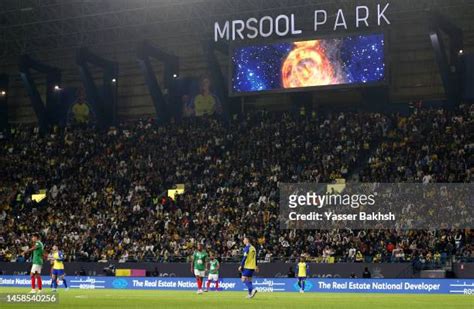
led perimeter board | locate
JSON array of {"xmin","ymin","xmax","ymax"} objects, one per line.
[{"xmin": 230, "ymin": 33, "xmax": 386, "ymax": 96}]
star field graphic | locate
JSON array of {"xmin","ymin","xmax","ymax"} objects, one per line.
[{"xmin": 231, "ymin": 34, "xmax": 385, "ymax": 94}]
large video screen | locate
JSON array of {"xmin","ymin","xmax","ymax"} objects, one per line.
[{"xmin": 231, "ymin": 33, "xmax": 385, "ymax": 95}]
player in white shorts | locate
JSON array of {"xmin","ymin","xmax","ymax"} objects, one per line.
[{"xmin": 205, "ymin": 253, "xmax": 220, "ymax": 291}]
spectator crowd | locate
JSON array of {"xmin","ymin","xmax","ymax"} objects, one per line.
[{"xmin": 0, "ymin": 106, "xmax": 472, "ymax": 266}]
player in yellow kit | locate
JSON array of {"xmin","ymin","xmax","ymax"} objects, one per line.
[
  {"xmin": 50, "ymin": 245, "xmax": 68, "ymax": 291},
  {"xmin": 238, "ymin": 236, "xmax": 258, "ymax": 298},
  {"xmin": 296, "ymin": 256, "xmax": 309, "ymax": 293}
]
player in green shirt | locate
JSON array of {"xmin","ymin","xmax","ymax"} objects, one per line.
[
  {"xmin": 23, "ymin": 233, "xmax": 45, "ymax": 293},
  {"xmin": 205, "ymin": 253, "xmax": 220, "ymax": 292},
  {"xmin": 190, "ymin": 243, "xmax": 208, "ymax": 294}
]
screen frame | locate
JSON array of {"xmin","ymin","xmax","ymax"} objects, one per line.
[{"xmin": 228, "ymin": 31, "xmax": 390, "ymax": 97}]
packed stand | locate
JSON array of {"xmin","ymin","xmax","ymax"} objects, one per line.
[{"xmin": 0, "ymin": 107, "xmax": 472, "ymax": 266}]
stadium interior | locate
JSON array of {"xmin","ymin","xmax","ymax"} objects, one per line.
[{"xmin": 0, "ymin": 0, "xmax": 473, "ymax": 308}]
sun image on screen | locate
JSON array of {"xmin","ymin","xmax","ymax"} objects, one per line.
[{"xmin": 231, "ymin": 33, "xmax": 385, "ymax": 94}]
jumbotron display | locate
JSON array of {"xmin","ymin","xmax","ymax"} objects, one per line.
[{"xmin": 231, "ymin": 33, "xmax": 385, "ymax": 95}]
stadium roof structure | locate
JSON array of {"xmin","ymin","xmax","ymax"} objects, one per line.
[
  {"xmin": 0, "ymin": 0, "xmax": 473, "ymax": 124},
  {"xmin": 0, "ymin": 0, "xmax": 472, "ymax": 61}
]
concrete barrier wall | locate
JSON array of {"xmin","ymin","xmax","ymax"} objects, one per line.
[
  {"xmin": 2, "ymin": 262, "xmax": 472, "ymax": 278},
  {"xmin": 0, "ymin": 262, "xmax": 415, "ymax": 278}
]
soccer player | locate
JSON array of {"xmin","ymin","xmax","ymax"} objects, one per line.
[
  {"xmin": 51, "ymin": 245, "xmax": 68, "ymax": 291},
  {"xmin": 238, "ymin": 236, "xmax": 258, "ymax": 298},
  {"xmin": 296, "ymin": 256, "xmax": 309, "ymax": 293},
  {"xmin": 205, "ymin": 253, "xmax": 220, "ymax": 292},
  {"xmin": 23, "ymin": 233, "xmax": 44, "ymax": 293},
  {"xmin": 190, "ymin": 243, "xmax": 208, "ymax": 294}
]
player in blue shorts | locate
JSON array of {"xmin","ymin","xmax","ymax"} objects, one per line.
[
  {"xmin": 296, "ymin": 256, "xmax": 309, "ymax": 293},
  {"xmin": 238, "ymin": 236, "xmax": 258, "ymax": 299},
  {"xmin": 50, "ymin": 245, "xmax": 68, "ymax": 291}
]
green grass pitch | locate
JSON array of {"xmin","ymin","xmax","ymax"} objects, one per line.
[{"xmin": 0, "ymin": 287, "xmax": 472, "ymax": 308}]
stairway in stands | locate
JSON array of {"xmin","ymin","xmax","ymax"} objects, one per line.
[{"xmin": 347, "ymin": 115, "xmax": 395, "ymax": 183}]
